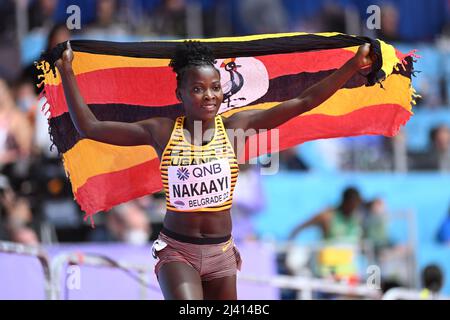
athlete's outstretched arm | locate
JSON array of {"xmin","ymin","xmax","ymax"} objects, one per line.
[
  {"xmin": 225, "ymin": 44, "xmax": 375, "ymax": 131},
  {"xmin": 55, "ymin": 42, "xmax": 162, "ymax": 148},
  {"xmin": 287, "ymin": 209, "xmax": 332, "ymax": 240}
]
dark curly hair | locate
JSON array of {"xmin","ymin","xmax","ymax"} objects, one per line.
[{"xmin": 169, "ymin": 40, "xmax": 219, "ymax": 87}]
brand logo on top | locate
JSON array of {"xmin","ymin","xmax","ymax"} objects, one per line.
[{"xmin": 176, "ymin": 167, "xmax": 190, "ymax": 181}]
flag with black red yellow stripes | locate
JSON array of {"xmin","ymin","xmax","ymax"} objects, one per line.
[{"xmin": 37, "ymin": 32, "xmax": 418, "ymax": 220}]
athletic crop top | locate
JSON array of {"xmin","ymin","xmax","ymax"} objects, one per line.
[{"xmin": 160, "ymin": 115, "xmax": 239, "ymax": 212}]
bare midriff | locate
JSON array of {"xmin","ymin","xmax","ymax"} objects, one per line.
[{"xmin": 163, "ymin": 209, "xmax": 232, "ymax": 238}]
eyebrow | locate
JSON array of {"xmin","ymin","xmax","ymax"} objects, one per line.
[{"xmin": 191, "ymin": 80, "xmax": 221, "ymax": 85}]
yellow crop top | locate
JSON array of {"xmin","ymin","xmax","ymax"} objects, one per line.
[{"xmin": 160, "ymin": 115, "xmax": 239, "ymax": 212}]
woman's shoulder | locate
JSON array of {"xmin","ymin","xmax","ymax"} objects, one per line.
[
  {"xmin": 221, "ymin": 110, "xmax": 262, "ymax": 130},
  {"xmin": 146, "ymin": 116, "xmax": 176, "ymax": 129},
  {"xmin": 144, "ymin": 117, "xmax": 177, "ymax": 152},
  {"xmin": 221, "ymin": 113, "xmax": 242, "ymax": 130}
]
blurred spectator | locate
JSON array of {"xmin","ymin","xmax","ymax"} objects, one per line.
[
  {"xmin": 19, "ymin": 24, "xmax": 64, "ymax": 156},
  {"xmin": 14, "ymin": 76, "xmax": 39, "ymax": 127},
  {"xmin": 0, "ymin": 0, "xmax": 21, "ymax": 82},
  {"xmin": 148, "ymin": 0, "xmax": 187, "ymax": 38},
  {"xmin": 45, "ymin": 23, "xmax": 71, "ymax": 52},
  {"xmin": 5, "ymin": 196, "xmax": 34, "ymax": 229},
  {"xmin": 317, "ymin": 2, "xmax": 347, "ymax": 33},
  {"xmin": 361, "ymin": 198, "xmax": 393, "ymax": 268},
  {"xmin": 287, "ymin": 187, "xmax": 364, "ymax": 284},
  {"xmin": 0, "ymin": 79, "xmax": 33, "ymax": 168},
  {"xmin": 437, "ymin": 205, "xmax": 450, "ymax": 245},
  {"xmin": 22, "ymin": 23, "xmax": 71, "ymax": 96},
  {"xmin": 238, "ymin": 0, "xmax": 287, "ymax": 34},
  {"xmin": 230, "ymin": 164, "xmax": 265, "ymax": 242},
  {"xmin": 342, "ymin": 136, "xmax": 392, "ymax": 171},
  {"xmin": 431, "ymin": 125, "xmax": 450, "ymax": 171},
  {"xmin": 420, "ymin": 264, "xmax": 444, "ymax": 299},
  {"xmin": 386, "ymin": 129, "xmax": 408, "ymax": 172},
  {"xmin": 201, "ymin": 0, "xmax": 233, "ymax": 38},
  {"xmin": 84, "ymin": 0, "xmax": 129, "ymax": 37},
  {"xmin": 279, "ymin": 148, "xmax": 309, "ymax": 171},
  {"xmin": 409, "ymin": 125, "xmax": 450, "ymax": 172},
  {"xmin": 34, "ymin": 96, "xmax": 59, "ymax": 158},
  {"xmin": 362, "ymin": 198, "xmax": 390, "ymax": 251},
  {"xmin": 28, "ymin": 0, "xmax": 58, "ymax": 32},
  {"xmin": 12, "ymin": 75, "xmax": 59, "ymax": 159},
  {"xmin": 0, "ymin": 175, "xmax": 39, "ymax": 244},
  {"xmin": 414, "ymin": 78, "xmax": 445, "ymax": 109},
  {"xmin": 375, "ymin": 3, "xmax": 401, "ymax": 43},
  {"xmin": 9, "ymin": 225, "xmax": 40, "ymax": 245},
  {"xmin": 380, "ymin": 278, "xmax": 403, "ymax": 294},
  {"xmin": 288, "ymin": 187, "xmax": 363, "ymax": 244},
  {"xmin": 0, "ymin": 174, "xmax": 13, "ymax": 239},
  {"xmin": 89, "ymin": 201, "xmax": 152, "ymax": 245},
  {"xmin": 134, "ymin": 193, "xmax": 166, "ymax": 241},
  {"xmin": 0, "ymin": 0, "xmax": 16, "ymax": 42}
]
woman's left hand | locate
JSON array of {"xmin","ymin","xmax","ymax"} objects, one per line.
[{"xmin": 353, "ymin": 43, "xmax": 377, "ymax": 69}]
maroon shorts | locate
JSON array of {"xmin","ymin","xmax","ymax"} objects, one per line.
[{"xmin": 152, "ymin": 229, "xmax": 242, "ymax": 282}]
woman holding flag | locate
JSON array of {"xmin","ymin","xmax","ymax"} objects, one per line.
[{"xmin": 54, "ymin": 40, "xmax": 374, "ymax": 299}]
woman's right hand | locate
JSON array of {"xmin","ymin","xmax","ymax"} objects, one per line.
[{"xmin": 55, "ymin": 41, "xmax": 74, "ymax": 71}]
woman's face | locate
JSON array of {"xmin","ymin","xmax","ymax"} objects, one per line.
[{"xmin": 177, "ymin": 65, "xmax": 223, "ymax": 121}]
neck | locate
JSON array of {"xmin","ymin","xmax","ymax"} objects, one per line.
[{"xmin": 183, "ymin": 116, "xmax": 216, "ymax": 146}]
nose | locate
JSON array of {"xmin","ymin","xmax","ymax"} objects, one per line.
[{"xmin": 203, "ymin": 89, "xmax": 215, "ymax": 101}]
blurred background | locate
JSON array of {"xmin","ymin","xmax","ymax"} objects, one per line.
[{"xmin": 0, "ymin": 0, "xmax": 450, "ymax": 300}]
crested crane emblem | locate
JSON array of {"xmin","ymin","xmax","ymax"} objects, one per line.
[
  {"xmin": 221, "ymin": 58, "xmax": 245, "ymax": 109},
  {"xmin": 216, "ymin": 57, "xmax": 270, "ymax": 114}
]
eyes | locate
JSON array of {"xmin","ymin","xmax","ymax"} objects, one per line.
[{"xmin": 192, "ymin": 85, "xmax": 222, "ymax": 94}]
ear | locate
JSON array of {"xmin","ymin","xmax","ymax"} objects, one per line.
[{"xmin": 175, "ymin": 88, "xmax": 182, "ymax": 102}]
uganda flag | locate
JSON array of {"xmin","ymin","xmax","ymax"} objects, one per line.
[{"xmin": 37, "ymin": 32, "xmax": 418, "ymax": 220}]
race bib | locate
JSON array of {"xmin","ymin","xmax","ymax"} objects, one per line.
[{"xmin": 167, "ymin": 158, "xmax": 231, "ymax": 210}]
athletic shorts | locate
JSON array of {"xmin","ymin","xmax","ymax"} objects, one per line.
[{"xmin": 152, "ymin": 227, "xmax": 242, "ymax": 282}]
